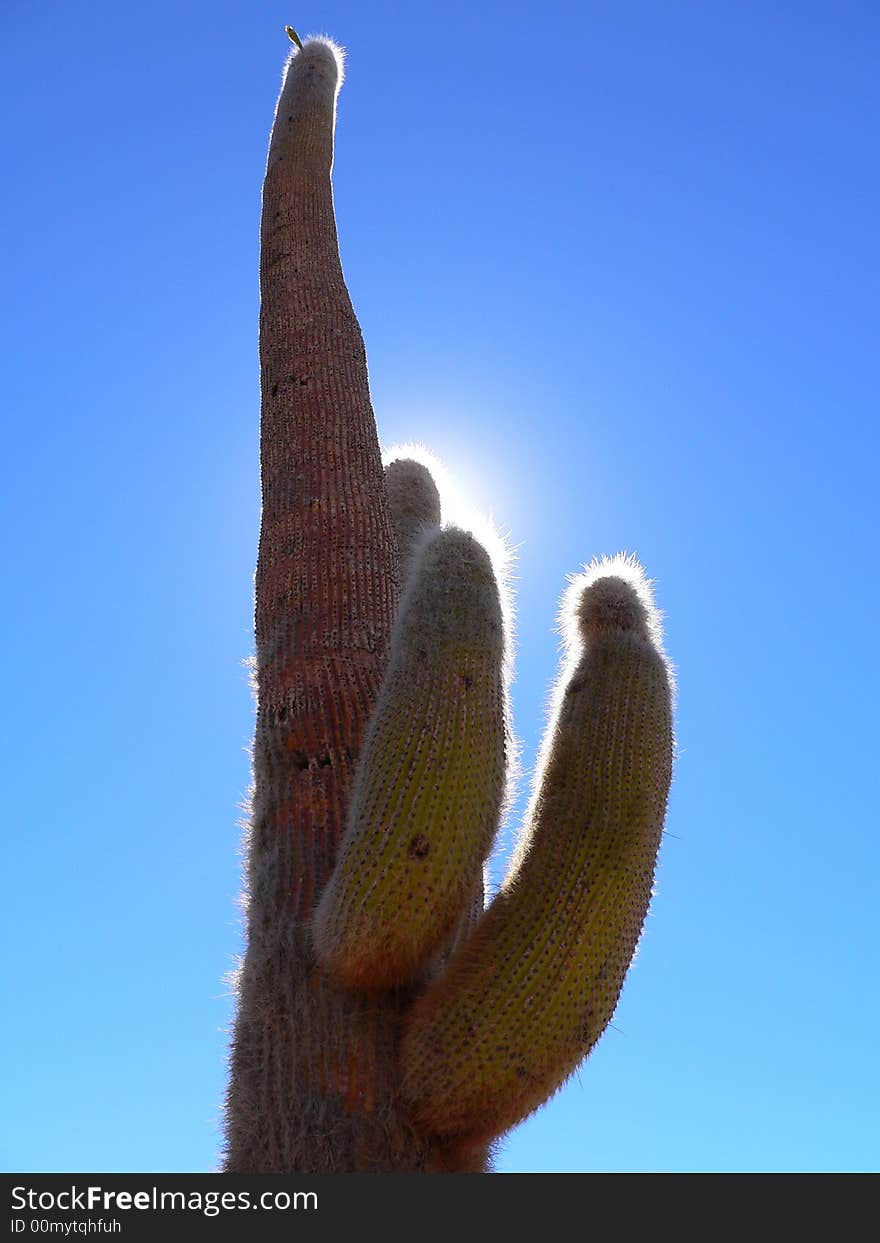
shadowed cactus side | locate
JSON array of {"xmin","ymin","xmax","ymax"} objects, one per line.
[{"xmin": 224, "ymin": 34, "xmax": 674, "ymax": 1173}]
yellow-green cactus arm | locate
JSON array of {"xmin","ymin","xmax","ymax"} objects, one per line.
[
  {"xmin": 400, "ymin": 559, "xmax": 673, "ymax": 1142},
  {"xmin": 383, "ymin": 454, "xmax": 489, "ymax": 976},
  {"xmin": 312, "ymin": 526, "xmax": 509, "ymax": 991}
]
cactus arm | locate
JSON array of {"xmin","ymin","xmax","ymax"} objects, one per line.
[
  {"xmin": 384, "ymin": 456, "xmax": 442, "ymax": 576},
  {"xmin": 400, "ymin": 562, "xmax": 673, "ymax": 1143},
  {"xmin": 313, "ymin": 527, "xmax": 508, "ymax": 991},
  {"xmin": 383, "ymin": 455, "xmax": 486, "ymax": 976}
]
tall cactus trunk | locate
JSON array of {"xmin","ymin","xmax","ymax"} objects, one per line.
[{"xmin": 224, "ymin": 39, "xmax": 444, "ymax": 1173}]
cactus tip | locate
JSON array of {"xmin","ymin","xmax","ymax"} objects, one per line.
[
  {"xmin": 281, "ymin": 30, "xmax": 346, "ymax": 87},
  {"xmin": 385, "ymin": 457, "xmax": 442, "ymax": 525},
  {"xmin": 383, "ymin": 442, "xmax": 516, "ymax": 635},
  {"xmin": 562, "ymin": 553, "xmax": 661, "ymax": 647},
  {"xmin": 577, "ymin": 572, "xmax": 650, "ymax": 637}
]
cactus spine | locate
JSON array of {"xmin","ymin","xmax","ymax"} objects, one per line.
[{"xmin": 224, "ymin": 35, "xmax": 674, "ymax": 1173}]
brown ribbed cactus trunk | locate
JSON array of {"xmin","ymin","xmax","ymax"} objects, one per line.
[{"xmin": 224, "ymin": 39, "xmax": 434, "ymax": 1173}]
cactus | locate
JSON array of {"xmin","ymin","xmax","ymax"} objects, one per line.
[
  {"xmin": 313, "ymin": 524, "xmax": 508, "ymax": 992},
  {"xmin": 224, "ymin": 35, "xmax": 674, "ymax": 1174}
]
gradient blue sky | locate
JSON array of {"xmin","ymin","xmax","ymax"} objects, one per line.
[{"xmin": 3, "ymin": 1, "xmax": 878, "ymax": 1173}]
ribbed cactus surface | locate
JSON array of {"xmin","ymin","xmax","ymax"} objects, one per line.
[
  {"xmin": 313, "ymin": 525, "xmax": 508, "ymax": 992},
  {"xmin": 224, "ymin": 35, "xmax": 674, "ymax": 1174},
  {"xmin": 402, "ymin": 563, "xmax": 673, "ymax": 1141}
]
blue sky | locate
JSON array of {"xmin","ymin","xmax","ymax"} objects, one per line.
[{"xmin": 2, "ymin": 0, "xmax": 878, "ymax": 1173}]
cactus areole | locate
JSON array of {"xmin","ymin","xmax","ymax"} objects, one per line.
[{"xmin": 223, "ymin": 35, "xmax": 674, "ymax": 1174}]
